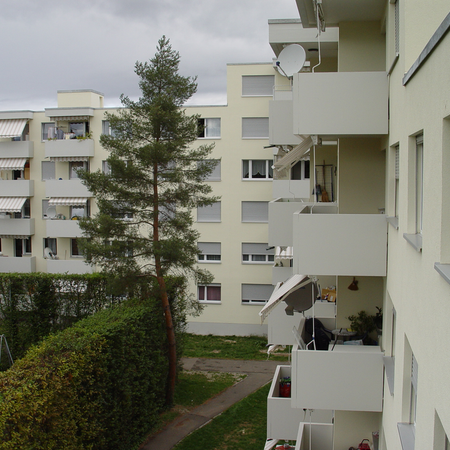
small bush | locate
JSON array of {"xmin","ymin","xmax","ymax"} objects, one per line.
[{"xmin": 0, "ymin": 299, "xmax": 171, "ymax": 450}]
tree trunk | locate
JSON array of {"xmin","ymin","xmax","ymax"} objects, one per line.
[{"xmin": 156, "ymin": 273, "xmax": 177, "ymax": 406}]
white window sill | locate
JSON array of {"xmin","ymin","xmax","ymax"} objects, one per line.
[
  {"xmin": 386, "ymin": 216, "xmax": 399, "ymax": 229},
  {"xmin": 383, "ymin": 356, "xmax": 395, "ymax": 395},
  {"xmin": 242, "ymin": 178, "xmax": 273, "ymax": 182},
  {"xmin": 198, "ymin": 300, "xmax": 221, "ymax": 305},
  {"xmin": 197, "ymin": 220, "xmax": 221, "ymax": 223},
  {"xmin": 198, "ymin": 137, "xmax": 221, "ymax": 140},
  {"xmin": 403, "ymin": 233, "xmax": 422, "ymax": 252},
  {"xmin": 434, "ymin": 263, "xmax": 450, "ymax": 285},
  {"xmin": 198, "ymin": 261, "xmax": 221, "ymax": 264},
  {"xmin": 397, "ymin": 423, "xmax": 415, "ymax": 450}
]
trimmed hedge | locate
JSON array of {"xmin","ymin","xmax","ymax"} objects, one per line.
[{"xmin": 0, "ymin": 299, "xmax": 170, "ymax": 450}]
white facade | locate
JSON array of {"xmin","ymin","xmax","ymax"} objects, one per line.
[
  {"xmin": 0, "ymin": 65, "xmax": 278, "ymax": 335},
  {"xmin": 264, "ymin": 1, "xmax": 450, "ymax": 450}
]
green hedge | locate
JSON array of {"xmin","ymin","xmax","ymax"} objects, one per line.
[{"xmin": 0, "ymin": 299, "xmax": 171, "ymax": 450}]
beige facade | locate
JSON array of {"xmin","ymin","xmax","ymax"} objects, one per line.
[
  {"xmin": 264, "ymin": 1, "xmax": 450, "ymax": 450},
  {"xmin": 0, "ymin": 64, "xmax": 278, "ymax": 335}
]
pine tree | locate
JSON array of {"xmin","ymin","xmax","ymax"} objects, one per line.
[{"xmin": 78, "ymin": 36, "xmax": 218, "ymax": 404}]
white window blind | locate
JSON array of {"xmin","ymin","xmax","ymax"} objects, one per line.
[
  {"xmin": 242, "ymin": 118, "xmax": 269, "ymax": 139},
  {"xmin": 242, "ymin": 75, "xmax": 274, "ymax": 96},
  {"xmin": 198, "ymin": 242, "xmax": 221, "ymax": 254},
  {"xmin": 242, "ymin": 201, "xmax": 268, "ymax": 222},
  {"xmin": 242, "ymin": 284, "xmax": 273, "ymax": 304},
  {"xmin": 197, "ymin": 202, "xmax": 221, "ymax": 222},
  {"xmin": 42, "ymin": 161, "xmax": 55, "ymax": 180},
  {"xmin": 207, "ymin": 160, "xmax": 221, "ymax": 181}
]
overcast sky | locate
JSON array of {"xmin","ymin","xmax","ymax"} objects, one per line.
[{"xmin": 0, "ymin": 0, "xmax": 299, "ymax": 111}]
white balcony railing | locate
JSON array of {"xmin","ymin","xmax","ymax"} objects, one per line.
[
  {"xmin": 0, "ymin": 256, "xmax": 36, "ymax": 273},
  {"xmin": 46, "ymin": 259, "xmax": 93, "ymax": 274},
  {"xmin": 292, "ymin": 72, "xmax": 388, "ymax": 136},
  {"xmin": 272, "ymin": 180, "xmax": 310, "ymax": 200},
  {"xmin": 0, "ymin": 141, "xmax": 34, "ymax": 158},
  {"xmin": 295, "ymin": 422, "xmax": 334, "ymax": 450},
  {"xmin": 292, "ymin": 210, "xmax": 387, "ymax": 276},
  {"xmin": 269, "ymin": 200, "xmax": 337, "ymax": 248},
  {"xmin": 0, "ymin": 218, "xmax": 34, "ymax": 236},
  {"xmin": 0, "ymin": 180, "xmax": 34, "ymax": 197},
  {"xmin": 267, "ymin": 365, "xmax": 332, "ymax": 441},
  {"xmin": 45, "ymin": 139, "xmax": 94, "ymax": 159},
  {"xmin": 46, "ymin": 219, "xmax": 83, "ymax": 238},
  {"xmin": 45, "ymin": 179, "xmax": 91, "ymax": 198}
]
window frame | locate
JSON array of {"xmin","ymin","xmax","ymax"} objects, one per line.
[
  {"xmin": 242, "ymin": 160, "xmax": 273, "ymax": 180},
  {"xmin": 197, "ymin": 242, "xmax": 221, "ymax": 263},
  {"xmin": 198, "ymin": 118, "xmax": 221, "ymax": 139},
  {"xmin": 69, "ymin": 161, "xmax": 89, "ymax": 180},
  {"xmin": 198, "ymin": 284, "xmax": 221, "ymax": 304},
  {"xmin": 70, "ymin": 238, "xmax": 83, "ymax": 258},
  {"xmin": 241, "ymin": 201, "xmax": 269, "ymax": 223},
  {"xmin": 197, "ymin": 202, "xmax": 221, "ymax": 223},
  {"xmin": 42, "ymin": 161, "xmax": 56, "ymax": 181},
  {"xmin": 242, "ymin": 117, "xmax": 269, "ymax": 139},
  {"xmin": 41, "ymin": 122, "xmax": 55, "ymax": 141},
  {"xmin": 43, "ymin": 237, "xmax": 57, "ymax": 257},
  {"xmin": 242, "ymin": 243, "xmax": 274, "ymax": 264},
  {"xmin": 241, "ymin": 283, "xmax": 273, "ymax": 305},
  {"xmin": 242, "ymin": 75, "xmax": 275, "ymax": 97}
]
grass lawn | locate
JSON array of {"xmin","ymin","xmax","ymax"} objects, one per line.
[
  {"xmin": 173, "ymin": 383, "xmax": 271, "ymax": 450},
  {"xmin": 182, "ymin": 333, "xmax": 289, "ymax": 361}
]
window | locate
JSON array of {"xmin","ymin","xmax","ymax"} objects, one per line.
[
  {"xmin": 102, "ymin": 120, "xmax": 117, "ymax": 137},
  {"xmin": 410, "ymin": 353, "xmax": 418, "ymax": 426},
  {"xmin": 242, "ymin": 201, "xmax": 268, "ymax": 223},
  {"xmin": 69, "ymin": 161, "xmax": 88, "ymax": 179},
  {"xmin": 395, "ymin": 145, "xmax": 400, "ymax": 217},
  {"xmin": 242, "ymin": 243, "xmax": 274, "ymax": 264},
  {"xmin": 242, "ymin": 118, "xmax": 269, "ymax": 139},
  {"xmin": 198, "ymin": 242, "xmax": 221, "ymax": 263},
  {"xmin": 42, "ymin": 161, "xmax": 55, "ymax": 180},
  {"xmin": 13, "ymin": 199, "xmax": 30, "ymax": 219},
  {"xmin": 42, "ymin": 199, "xmax": 49, "ymax": 219},
  {"xmin": 71, "ymin": 239, "xmax": 82, "ymax": 257},
  {"xmin": 44, "ymin": 238, "xmax": 57, "ymax": 257},
  {"xmin": 14, "ymin": 238, "xmax": 31, "ymax": 257},
  {"xmin": 197, "ymin": 202, "xmax": 221, "ymax": 222},
  {"xmin": 416, "ymin": 135, "xmax": 423, "ymax": 234},
  {"xmin": 198, "ymin": 284, "xmax": 221, "ymax": 303},
  {"xmin": 69, "ymin": 122, "xmax": 87, "ymax": 138},
  {"xmin": 199, "ymin": 159, "xmax": 221, "ymax": 181},
  {"xmin": 198, "ymin": 118, "xmax": 221, "ymax": 138},
  {"xmin": 102, "ymin": 160, "xmax": 111, "ymax": 175},
  {"xmin": 41, "ymin": 122, "xmax": 55, "ymax": 141},
  {"xmin": 71, "ymin": 201, "xmax": 89, "ymax": 219},
  {"xmin": 242, "ymin": 160, "xmax": 273, "ymax": 180},
  {"xmin": 242, "ymin": 75, "xmax": 274, "ymax": 96},
  {"xmin": 241, "ymin": 284, "xmax": 273, "ymax": 305},
  {"xmin": 291, "ymin": 160, "xmax": 310, "ymax": 180}
]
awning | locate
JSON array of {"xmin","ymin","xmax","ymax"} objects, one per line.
[
  {"xmin": 0, "ymin": 197, "xmax": 27, "ymax": 213},
  {"xmin": 0, "ymin": 158, "xmax": 27, "ymax": 170},
  {"xmin": 0, "ymin": 235, "xmax": 30, "ymax": 239},
  {"xmin": 273, "ymin": 136, "xmax": 313, "ymax": 173},
  {"xmin": 259, "ymin": 274, "xmax": 313, "ymax": 323},
  {"xmin": 49, "ymin": 115, "xmax": 90, "ymax": 122},
  {"xmin": 0, "ymin": 119, "xmax": 27, "ymax": 138},
  {"xmin": 48, "ymin": 197, "xmax": 88, "ymax": 206},
  {"xmin": 275, "ymin": 246, "xmax": 293, "ymax": 260},
  {"xmin": 50, "ymin": 156, "xmax": 89, "ymax": 162}
]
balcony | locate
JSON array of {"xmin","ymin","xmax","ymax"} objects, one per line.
[
  {"xmin": 269, "ymin": 200, "xmax": 337, "ymax": 248},
  {"xmin": 46, "ymin": 219, "xmax": 83, "ymax": 238},
  {"xmin": 0, "ymin": 218, "xmax": 34, "ymax": 236},
  {"xmin": 0, "ymin": 180, "xmax": 34, "ymax": 197},
  {"xmin": 45, "ymin": 179, "xmax": 91, "ymax": 198},
  {"xmin": 273, "ymin": 180, "xmax": 310, "ymax": 199},
  {"xmin": 0, "ymin": 256, "xmax": 36, "ymax": 273},
  {"xmin": 46, "ymin": 259, "xmax": 93, "ymax": 274},
  {"xmin": 295, "ymin": 422, "xmax": 333, "ymax": 450},
  {"xmin": 0, "ymin": 141, "xmax": 34, "ymax": 158},
  {"xmin": 267, "ymin": 365, "xmax": 332, "ymax": 441},
  {"xmin": 292, "ymin": 72, "xmax": 388, "ymax": 136},
  {"xmin": 291, "ymin": 342, "xmax": 383, "ymax": 412},
  {"xmin": 45, "ymin": 139, "xmax": 94, "ymax": 159},
  {"xmin": 292, "ymin": 209, "xmax": 387, "ymax": 276}
]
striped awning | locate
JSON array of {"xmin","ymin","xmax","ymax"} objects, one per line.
[
  {"xmin": 49, "ymin": 116, "xmax": 90, "ymax": 122},
  {"xmin": 275, "ymin": 246, "xmax": 293, "ymax": 260},
  {"xmin": 0, "ymin": 158, "xmax": 27, "ymax": 170},
  {"xmin": 0, "ymin": 235, "xmax": 30, "ymax": 239},
  {"xmin": 273, "ymin": 136, "xmax": 313, "ymax": 173},
  {"xmin": 0, "ymin": 197, "xmax": 27, "ymax": 213},
  {"xmin": 50, "ymin": 156, "xmax": 89, "ymax": 162},
  {"xmin": 0, "ymin": 119, "xmax": 27, "ymax": 138},
  {"xmin": 48, "ymin": 197, "xmax": 88, "ymax": 206}
]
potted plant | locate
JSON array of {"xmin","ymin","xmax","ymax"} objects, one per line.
[
  {"xmin": 347, "ymin": 310, "xmax": 377, "ymax": 344},
  {"xmin": 279, "ymin": 376, "xmax": 291, "ymax": 398}
]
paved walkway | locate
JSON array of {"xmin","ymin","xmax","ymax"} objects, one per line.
[{"xmin": 139, "ymin": 357, "xmax": 280, "ymax": 450}]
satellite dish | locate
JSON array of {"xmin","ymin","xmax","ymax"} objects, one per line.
[
  {"xmin": 46, "ymin": 206, "xmax": 57, "ymax": 219},
  {"xmin": 44, "ymin": 247, "xmax": 56, "ymax": 259},
  {"xmin": 276, "ymin": 44, "xmax": 307, "ymax": 78}
]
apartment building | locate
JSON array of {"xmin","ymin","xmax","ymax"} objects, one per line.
[
  {"xmin": 262, "ymin": 1, "xmax": 450, "ymax": 449},
  {"xmin": 0, "ymin": 63, "xmax": 277, "ymax": 335}
]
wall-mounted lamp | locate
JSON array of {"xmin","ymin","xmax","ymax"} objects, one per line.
[{"xmin": 348, "ymin": 277, "xmax": 359, "ymax": 291}]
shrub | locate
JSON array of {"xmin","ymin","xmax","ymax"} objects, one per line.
[{"xmin": 0, "ymin": 299, "xmax": 171, "ymax": 450}]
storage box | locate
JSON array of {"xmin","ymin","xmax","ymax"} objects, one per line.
[{"xmin": 321, "ymin": 288, "xmax": 336, "ymax": 302}]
